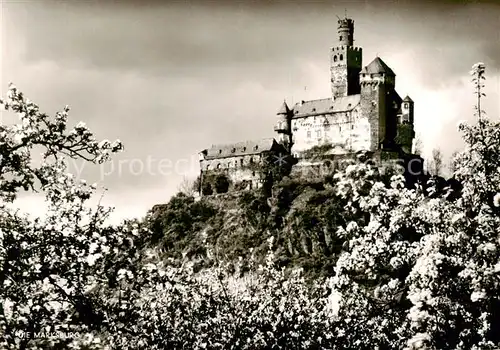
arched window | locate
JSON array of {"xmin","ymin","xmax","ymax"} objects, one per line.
[
  {"xmin": 240, "ymin": 158, "xmax": 244, "ymax": 166},
  {"xmin": 339, "ymin": 36, "xmax": 343, "ymax": 41},
  {"xmin": 339, "ymin": 54, "xmax": 343, "ymax": 61},
  {"xmin": 249, "ymin": 157, "xmax": 254, "ymax": 164},
  {"xmin": 216, "ymin": 163, "xmax": 221, "ymax": 169},
  {"xmin": 333, "ymin": 55, "xmax": 338, "ymax": 62}
]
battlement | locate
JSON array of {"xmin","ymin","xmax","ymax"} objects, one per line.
[
  {"xmin": 360, "ymin": 80, "xmax": 381, "ymax": 87},
  {"xmin": 331, "ymin": 46, "xmax": 362, "ymax": 52},
  {"xmin": 337, "ymin": 18, "xmax": 354, "ymax": 28}
]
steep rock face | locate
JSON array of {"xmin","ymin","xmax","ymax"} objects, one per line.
[{"xmin": 147, "ymin": 174, "xmax": 356, "ymax": 276}]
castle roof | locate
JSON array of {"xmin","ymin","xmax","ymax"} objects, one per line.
[
  {"xmin": 361, "ymin": 57, "xmax": 395, "ymax": 76},
  {"xmin": 291, "ymin": 94, "xmax": 360, "ymax": 118},
  {"xmin": 277, "ymin": 101, "xmax": 291, "ymax": 115},
  {"xmin": 403, "ymin": 95, "xmax": 413, "ymax": 103},
  {"xmin": 202, "ymin": 138, "xmax": 278, "ymax": 160}
]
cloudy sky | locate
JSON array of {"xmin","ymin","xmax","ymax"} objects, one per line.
[{"xmin": 1, "ymin": 0, "xmax": 499, "ymax": 222}]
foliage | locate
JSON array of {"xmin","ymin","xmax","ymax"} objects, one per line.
[
  {"xmin": 429, "ymin": 148, "xmax": 443, "ymax": 176},
  {"xmin": 214, "ymin": 174, "xmax": 231, "ymax": 194},
  {"xmin": 147, "ymin": 192, "xmax": 217, "ymax": 259},
  {"xmin": 395, "ymin": 123, "xmax": 414, "ymax": 150}
]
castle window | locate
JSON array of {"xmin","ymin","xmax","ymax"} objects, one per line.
[
  {"xmin": 351, "ymin": 125, "xmax": 354, "ymax": 130},
  {"xmin": 243, "ymin": 147, "xmax": 246, "ymax": 151},
  {"xmin": 339, "ymin": 36, "xmax": 342, "ymax": 41},
  {"xmin": 404, "ymin": 103, "xmax": 409, "ymax": 109},
  {"xmin": 240, "ymin": 158, "xmax": 244, "ymax": 166},
  {"xmin": 252, "ymin": 171, "xmax": 256, "ymax": 176},
  {"xmin": 254, "ymin": 145, "xmax": 258, "ymax": 151},
  {"xmin": 307, "ymin": 131, "xmax": 311, "ymax": 138},
  {"xmin": 339, "ymin": 54, "xmax": 343, "ymax": 61},
  {"xmin": 231, "ymin": 148, "xmax": 236, "ymax": 153},
  {"xmin": 333, "ymin": 55, "xmax": 338, "ymax": 62},
  {"xmin": 216, "ymin": 163, "xmax": 221, "ymax": 169},
  {"xmin": 250, "ymin": 157, "xmax": 254, "ymax": 164},
  {"xmin": 312, "ymin": 108, "xmax": 316, "ymax": 112},
  {"xmin": 219, "ymin": 150, "xmax": 222, "ymax": 154},
  {"xmin": 235, "ymin": 160, "xmax": 238, "ymax": 166},
  {"xmin": 316, "ymin": 130, "xmax": 321, "ymax": 138},
  {"xmin": 339, "ymin": 126, "xmax": 342, "ymax": 132}
]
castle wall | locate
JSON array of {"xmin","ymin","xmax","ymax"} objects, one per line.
[
  {"xmin": 200, "ymin": 154, "xmax": 267, "ymax": 191},
  {"xmin": 201, "ymin": 154, "xmax": 263, "ymax": 171},
  {"xmin": 290, "ymin": 107, "xmax": 372, "ymax": 156}
]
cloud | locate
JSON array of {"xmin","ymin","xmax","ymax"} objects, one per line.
[{"xmin": 2, "ymin": 0, "xmax": 500, "ymax": 219}]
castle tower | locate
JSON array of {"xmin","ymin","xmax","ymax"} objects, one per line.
[
  {"xmin": 274, "ymin": 101, "xmax": 292, "ymax": 152},
  {"xmin": 397, "ymin": 95, "xmax": 415, "ymax": 153},
  {"xmin": 359, "ymin": 57, "xmax": 396, "ymax": 150},
  {"xmin": 330, "ymin": 17, "xmax": 362, "ymax": 99},
  {"xmin": 401, "ymin": 95, "xmax": 414, "ymax": 124}
]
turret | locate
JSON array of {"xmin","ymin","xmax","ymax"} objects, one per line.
[
  {"xmin": 330, "ymin": 17, "xmax": 362, "ymax": 99},
  {"xmin": 359, "ymin": 57, "xmax": 396, "ymax": 89},
  {"xmin": 401, "ymin": 95, "xmax": 414, "ymax": 124},
  {"xmin": 359, "ymin": 57, "xmax": 397, "ymax": 150},
  {"xmin": 274, "ymin": 101, "xmax": 292, "ymax": 150},
  {"xmin": 395, "ymin": 95, "xmax": 415, "ymax": 154},
  {"xmin": 337, "ymin": 18, "xmax": 354, "ymax": 47}
]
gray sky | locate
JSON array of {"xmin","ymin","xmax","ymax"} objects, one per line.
[{"xmin": 1, "ymin": 0, "xmax": 499, "ymax": 222}]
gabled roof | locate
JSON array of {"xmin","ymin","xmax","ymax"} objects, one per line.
[
  {"xmin": 202, "ymin": 138, "xmax": 277, "ymax": 160},
  {"xmin": 360, "ymin": 57, "xmax": 395, "ymax": 76},
  {"xmin": 403, "ymin": 95, "xmax": 413, "ymax": 103},
  {"xmin": 277, "ymin": 101, "xmax": 290, "ymax": 115},
  {"xmin": 291, "ymin": 94, "xmax": 360, "ymax": 118}
]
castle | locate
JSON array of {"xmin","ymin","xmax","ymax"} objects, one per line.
[{"xmin": 198, "ymin": 17, "xmax": 417, "ymax": 194}]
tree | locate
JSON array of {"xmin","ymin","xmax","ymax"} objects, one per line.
[
  {"xmin": 330, "ymin": 63, "xmax": 500, "ymax": 349},
  {"xmin": 429, "ymin": 148, "xmax": 443, "ymax": 176},
  {"xmin": 0, "ymin": 83, "xmax": 137, "ymax": 349},
  {"xmin": 177, "ymin": 176, "xmax": 197, "ymax": 196},
  {"xmin": 448, "ymin": 150, "xmax": 459, "ymax": 175},
  {"xmin": 412, "ymin": 133, "xmax": 423, "ymax": 155}
]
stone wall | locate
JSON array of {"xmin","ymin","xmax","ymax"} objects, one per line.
[
  {"xmin": 200, "ymin": 154, "xmax": 264, "ymax": 171},
  {"xmin": 330, "ymin": 46, "xmax": 362, "ymax": 98},
  {"xmin": 290, "ymin": 108, "xmax": 372, "ymax": 156}
]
